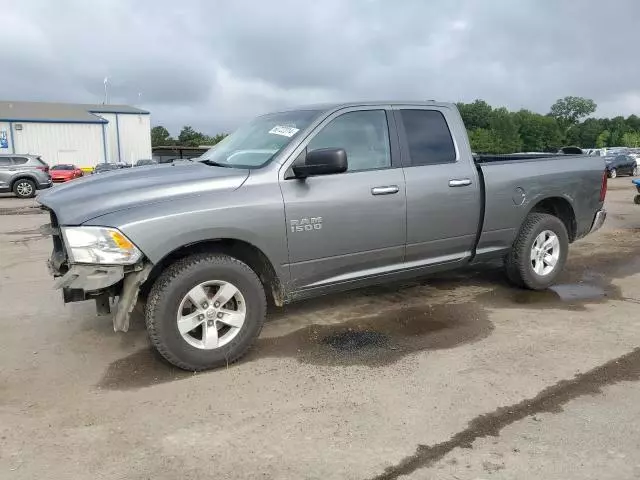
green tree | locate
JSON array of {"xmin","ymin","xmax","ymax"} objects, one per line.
[
  {"xmin": 457, "ymin": 99, "xmax": 492, "ymax": 130},
  {"xmin": 468, "ymin": 128, "xmax": 498, "ymax": 153},
  {"xmin": 202, "ymin": 133, "xmax": 228, "ymax": 146},
  {"xmin": 515, "ymin": 110, "xmax": 563, "ymax": 152},
  {"xmin": 150, "ymin": 126, "xmax": 173, "ymax": 147},
  {"xmin": 178, "ymin": 126, "xmax": 207, "ymax": 146},
  {"xmin": 621, "ymin": 131, "xmax": 640, "ymax": 147},
  {"xmin": 489, "ymin": 107, "xmax": 522, "ymax": 153},
  {"xmin": 595, "ymin": 130, "xmax": 610, "ymax": 148},
  {"xmin": 549, "ymin": 96, "xmax": 597, "ymax": 131}
]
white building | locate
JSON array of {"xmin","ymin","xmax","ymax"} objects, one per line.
[{"xmin": 0, "ymin": 101, "xmax": 151, "ymax": 167}]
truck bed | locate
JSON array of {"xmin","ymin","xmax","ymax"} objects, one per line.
[{"xmin": 472, "ymin": 153, "xmax": 606, "ymax": 260}]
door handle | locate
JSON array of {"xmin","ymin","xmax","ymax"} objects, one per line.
[
  {"xmin": 371, "ymin": 185, "xmax": 399, "ymax": 195},
  {"xmin": 448, "ymin": 179, "xmax": 472, "ymax": 187}
]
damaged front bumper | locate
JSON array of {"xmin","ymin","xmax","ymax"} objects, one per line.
[
  {"xmin": 50, "ymin": 262, "xmax": 152, "ymax": 332},
  {"xmin": 42, "ymin": 209, "xmax": 153, "ymax": 332}
]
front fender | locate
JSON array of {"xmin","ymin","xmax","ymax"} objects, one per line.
[{"xmin": 84, "ymin": 184, "xmax": 289, "ymax": 282}]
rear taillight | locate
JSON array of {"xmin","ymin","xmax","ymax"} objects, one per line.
[
  {"xmin": 599, "ymin": 169, "xmax": 607, "ymax": 202},
  {"xmin": 37, "ymin": 166, "xmax": 49, "ymax": 173}
]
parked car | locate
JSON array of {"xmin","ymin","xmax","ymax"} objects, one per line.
[
  {"xmin": 135, "ymin": 159, "xmax": 157, "ymax": 167},
  {"xmin": 93, "ymin": 163, "xmax": 121, "ymax": 174},
  {"xmin": 0, "ymin": 154, "xmax": 52, "ymax": 198},
  {"xmin": 50, "ymin": 164, "xmax": 83, "ymax": 183},
  {"xmin": 604, "ymin": 154, "xmax": 638, "ymax": 178},
  {"xmin": 39, "ymin": 101, "xmax": 607, "ymax": 371}
]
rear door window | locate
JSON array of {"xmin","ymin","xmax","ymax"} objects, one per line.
[
  {"xmin": 398, "ymin": 109, "xmax": 457, "ymax": 166},
  {"xmin": 12, "ymin": 157, "xmax": 28, "ymax": 165}
]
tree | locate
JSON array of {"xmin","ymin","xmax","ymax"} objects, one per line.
[
  {"xmin": 202, "ymin": 133, "xmax": 228, "ymax": 146},
  {"xmin": 150, "ymin": 126, "xmax": 173, "ymax": 147},
  {"xmin": 457, "ymin": 99, "xmax": 492, "ymax": 130},
  {"xmin": 549, "ymin": 96, "xmax": 597, "ymax": 131},
  {"xmin": 177, "ymin": 125, "xmax": 206, "ymax": 146},
  {"xmin": 515, "ymin": 109, "xmax": 563, "ymax": 152},
  {"xmin": 621, "ymin": 131, "xmax": 640, "ymax": 148},
  {"xmin": 468, "ymin": 128, "xmax": 499, "ymax": 153},
  {"xmin": 489, "ymin": 107, "xmax": 522, "ymax": 153},
  {"xmin": 595, "ymin": 130, "xmax": 610, "ymax": 148}
]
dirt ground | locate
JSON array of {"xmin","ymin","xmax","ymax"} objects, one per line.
[{"xmin": 1, "ymin": 180, "xmax": 639, "ymax": 480}]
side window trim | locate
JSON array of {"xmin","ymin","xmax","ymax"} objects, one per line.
[
  {"xmin": 279, "ymin": 105, "xmax": 401, "ymax": 179},
  {"xmin": 392, "ymin": 107, "xmax": 460, "ymax": 168}
]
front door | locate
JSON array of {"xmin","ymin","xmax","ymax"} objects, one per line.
[
  {"xmin": 393, "ymin": 107, "xmax": 481, "ymax": 267},
  {"xmin": 279, "ymin": 108, "xmax": 406, "ymax": 290}
]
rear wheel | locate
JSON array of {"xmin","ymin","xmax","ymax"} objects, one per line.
[
  {"xmin": 505, "ymin": 213, "xmax": 569, "ymax": 290},
  {"xmin": 146, "ymin": 253, "xmax": 267, "ymax": 371},
  {"xmin": 634, "ymin": 194, "xmax": 640, "ymax": 205},
  {"xmin": 13, "ymin": 179, "xmax": 36, "ymax": 198},
  {"xmin": 609, "ymin": 168, "xmax": 617, "ymax": 179},
  {"xmin": 633, "ymin": 166, "xmax": 639, "ymax": 176}
]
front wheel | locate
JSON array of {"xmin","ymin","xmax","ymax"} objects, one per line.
[
  {"xmin": 13, "ymin": 179, "xmax": 36, "ymax": 198},
  {"xmin": 633, "ymin": 166, "xmax": 639, "ymax": 176},
  {"xmin": 146, "ymin": 253, "xmax": 267, "ymax": 371},
  {"xmin": 505, "ymin": 213, "xmax": 569, "ymax": 290},
  {"xmin": 609, "ymin": 168, "xmax": 617, "ymax": 179}
]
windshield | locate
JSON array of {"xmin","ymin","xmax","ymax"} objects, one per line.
[
  {"xmin": 199, "ymin": 109, "xmax": 320, "ymax": 168},
  {"xmin": 52, "ymin": 165, "xmax": 74, "ymax": 170}
]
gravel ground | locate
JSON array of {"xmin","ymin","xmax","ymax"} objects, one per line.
[{"xmin": 1, "ymin": 180, "xmax": 639, "ymax": 479}]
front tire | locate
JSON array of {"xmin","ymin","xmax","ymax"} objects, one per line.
[
  {"xmin": 146, "ymin": 253, "xmax": 267, "ymax": 371},
  {"xmin": 13, "ymin": 179, "xmax": 36, "ymax": 198},
  {"xmin": 633, "ymin": 166, "xmax": 639, "ymax": 176},
  {"xmin": 505, "ymin": 213, "xmax": 569, "ymax": 290}
]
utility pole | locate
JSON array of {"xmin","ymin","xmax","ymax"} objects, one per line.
[{"xmin": 103, "ymin": 77, "xmax": 109, "ymax": 105}]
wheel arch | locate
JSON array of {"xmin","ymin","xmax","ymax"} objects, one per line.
[
  {"xmin": 10, "ymin": 175, "xmax": 37, "ymax": 190},
  {"xmin": 142, "ymin": 238, "xmax": 285, "ymax": 307},
  {"xmin": 527, "ymin": 196, "xmax": 577, "ymax": 242}
]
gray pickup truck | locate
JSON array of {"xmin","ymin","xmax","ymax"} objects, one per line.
[{"xmin": 39, "ymin": 101, "xmax": 607, "ymax": 370}]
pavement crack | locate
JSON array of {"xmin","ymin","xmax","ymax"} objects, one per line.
[{"xmin": 369, "ymin": 347, "xmax": 640, "ymax": 480}]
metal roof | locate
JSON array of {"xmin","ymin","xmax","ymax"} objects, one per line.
[{"xmin": 0, "ymin": 101, "xmax": 149, "ymax": 123}]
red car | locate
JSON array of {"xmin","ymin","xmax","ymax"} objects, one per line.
[{"xmin": 50, "ymin": 164, "xmax": 83, "ymax": 183}]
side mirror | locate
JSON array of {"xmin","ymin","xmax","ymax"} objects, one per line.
[{"xmin": 292, "ymin": 148, "xmax": 348, "ymax": 178}]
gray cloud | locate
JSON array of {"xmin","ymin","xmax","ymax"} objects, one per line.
[{"xmin": 1, "ymin": 0, "xmax": 639, "ymax": 135}]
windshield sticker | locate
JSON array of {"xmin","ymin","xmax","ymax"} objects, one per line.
[{"xmin": 269, "ymin": 125, "xmax": 300, "ymax": 137}]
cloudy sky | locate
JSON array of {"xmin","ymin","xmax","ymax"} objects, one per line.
[{"xmin": 2, "ymin": 0, "xmax": 639, "ymax": 135}]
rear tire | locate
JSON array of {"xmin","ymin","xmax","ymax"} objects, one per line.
[
  {"xmin": 13, "ymin": 179, "xmax": 36, "ymax": 198},
  {"xmin": 634, "ymin": 194, "xmax": 640, "ymax": 205},
  {"xmin": 146, "ymin": 253, "xmax": 267, "ymax": 371},
  {"xmin": 504, "ymin": 213, "xmax": 569, "ymax": 290},
  {"xmin": 633, "ymin": 166, "xmax": 639, "ymax": 176},
  {"xmin": 608, "ymin": 168, "xmax": 617, "ymax": 179}
]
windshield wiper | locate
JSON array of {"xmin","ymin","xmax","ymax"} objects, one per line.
[{"xmin": 199, "ymin": 159, "xmax": 232, "ymax": 168}]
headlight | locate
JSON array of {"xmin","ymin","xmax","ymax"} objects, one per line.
[{"xmin": 62, "ymin": 227, "xmax": 142, "ymax": 264}]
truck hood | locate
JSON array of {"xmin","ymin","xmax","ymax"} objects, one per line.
[{"xmin": 38, "ymin": 163, "xmax": 249, "ymax": 225}]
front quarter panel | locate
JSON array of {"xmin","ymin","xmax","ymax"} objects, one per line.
[{"xmin": 84, "ymin": 172, "xmax": 290, "ymax": 285}]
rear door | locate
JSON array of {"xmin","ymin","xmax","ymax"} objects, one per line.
[
  {"xmin": 0, "ymin": 157, "xmax": 13, "ymax": 190},
  {"xmin": 279, "ymin": 107, "xmax": 407, "ymax": 290},
  {"xmin": 393, "ymin": 106, "xmax": 481, "ymax": 268}
]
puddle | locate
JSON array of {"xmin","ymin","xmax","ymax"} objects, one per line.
[
  {"xmin": 96, "ymin": 349, "xmax": 192, "ymax": 391},
  {"xmin": 250, "ymin": 303, "xmax": 493, "ymax": 367}
]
